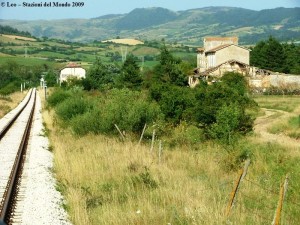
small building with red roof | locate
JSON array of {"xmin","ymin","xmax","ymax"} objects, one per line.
[{"xmin": 59, "ymin": 62, "xmax": 86, "ymax": 84}]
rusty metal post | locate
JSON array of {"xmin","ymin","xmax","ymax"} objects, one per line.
[
  {"xmin": 272, "ymin": 175, "xmax": 288, "ymax": 225},
  {"xmin": 226, "ymin": 159, "xmax": 250, "ymax": 217}
]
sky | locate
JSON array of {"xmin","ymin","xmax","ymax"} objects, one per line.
[{"xmin": 0, "ymin": 0, "xmax": 299, "ymax": 20}]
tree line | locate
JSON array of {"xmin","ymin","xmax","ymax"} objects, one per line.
[
  {"xmin": 0, "ymin": 25, "xmax": 32, "ymax": 37},
  {"xmin": 250, "ymin": 36, "xmax": 300, "ymax": 74}
]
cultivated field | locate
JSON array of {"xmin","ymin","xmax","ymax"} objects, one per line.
[
  {"xmin": 102, "ymin": 38, "xmax": 144, "ymax": 45},
  {"xmin": 1, "ymin": 34, "xmax": 37, "ymax": 41},
  {"xmin": 0, "ymin": 34, "xmax": 195, "ymax": 71}
]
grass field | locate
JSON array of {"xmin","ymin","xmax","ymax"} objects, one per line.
[
  {"xmin": 0, "ymin": 91, "xmax": 27, "ymax": 118},
  {"xmin": 42, "ymin": 93, "xmax": 300, "ymax": 225},
  {"xmin": 1, "ymin": 34, "xmax": 36, "ymax": 41},
  {"xmin": 0, "ymin": 56, "xmax": 57, "ymax": 67},
  {"xmin": 253, "ymin": 95, "xmax": 300, "ymax": 112}
]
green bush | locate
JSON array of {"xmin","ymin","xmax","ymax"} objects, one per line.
[
  {"xmin": 55, "ymin": 96, "xmax": 94, "ymax": 122},
  {"xmin": 0, "ymin": 82, "xmax": 20, "ymax": 95},
  {"xmin": 170, "ymin": 122, "xmax": 204, "ymax": 146},
  {"xmin": 47, "ymin": 89, "xmax": 72, "ymax": 107},
  {"xmin": 149, "ymin": 83, "xmax": 196, "ymax": 124},
  {"xmin": 208, "ymin": 103, "xmax": 241, "ymax": 145},
  {"xmin": 69, "ymin": 89, "xmax": 163, "ymax": 135},
  {"xmin": 70, "ymin": 109, "xmax": 103, "ymax": 135},
  {"xmin": 98, "ymin": 89, "xmax": 163, "ymax": 133}
]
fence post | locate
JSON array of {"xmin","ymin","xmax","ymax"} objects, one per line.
[
  {"xmin": 272, "ymin": 175, "xmax": 288, "ymax": 225},
  {"xmin": 138, "ymin": 124, "xmax": 147, "ymax": 145},
  {"xmin": 226, "ymin": 159, "xmax": 250, "ymax": 217},
  {"xmin": 114, "ymin": 124, "xmax": 125, "ymax": 141},
  {"xmin": 150, "ymin": 129, "xmax": 155, "ymax": 155},
  {"xmin": 158, "ymin": 140, "xmax": 162, "ymax": 164}
]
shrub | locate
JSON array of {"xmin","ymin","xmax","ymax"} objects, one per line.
[
  {"xmin": 47, "ymin": 89, "xmax": 72, "ymax": 107},
  {"xmin": 208, "ymin": 103, "xmax": 241, "ymax": 145},
  {"xmin": 69, "ymin": 89, "xmax": 163, "ymax": 135},
  {"xmin": 0, "ymin": 82, "xmax": 20, "ymax": 95},
  {"xmin": 170, "ymin": 122, "xmax": 204, "ymax": 146},
  {"xmin": 70, "ymin": 109, "xmax": 103, "ymax": 135},
  {"xmin": 149, "ymin": 83, "xmax": 196, "ymax": 124},
  {"xmin": 98, "ymin": 89, "xmax": 163, "ymax": 133},
  {"xmin": 55, "ymin": 96, "xmax": 94, "ymax": 122}
]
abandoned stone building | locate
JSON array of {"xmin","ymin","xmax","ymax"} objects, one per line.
[
  {"xmin": 188, "ymin": 36, "xmax": 300, "ymax": 90},
  {"xmin": 189, "ymin": 36, "xmax": 251, "ymax": 87}
]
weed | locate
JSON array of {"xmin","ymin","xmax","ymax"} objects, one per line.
[{"xmin": 131, "ymin": 168, "xmax": 158, "ymax": 189}]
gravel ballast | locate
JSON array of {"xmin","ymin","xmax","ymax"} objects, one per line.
[{"xmin": 12, "ymin": 91, "xmax": 72, "ymax": 225}]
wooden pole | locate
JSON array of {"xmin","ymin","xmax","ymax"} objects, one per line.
[
  {"xmin": 158, "ymin": 140, "xmax": 162, "ymax": 164},
  {"xmin": 272, "ymin": 175, "xmax": 288, "ymax": 225},
  {"xmin": 150, "ymin": 129, "xmax": 155, "ymax": 155},
  {"xmin": 138, "ymin": 124, "xmax": 147, "ymax": 145},
  {"xmin": 114, "ymin": 124, "xmax": 125, "ymax": 141},
  {"xmin": 226, "ymin": 159, "xmax": 250, "ymax": 217}
]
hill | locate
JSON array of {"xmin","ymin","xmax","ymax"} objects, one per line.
[
  {"xmin": 0, "ymin": 7, "xmax": 299, "ymax": 45},
  {"xmin": 114, "ymin": 7, "xmax": 178, "ymax": 30},
  {"xmin": 0, "ymin": 24, "xmax": 32, "ymax": 37}
]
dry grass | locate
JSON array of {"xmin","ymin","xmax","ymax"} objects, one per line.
[
  {"xmin": 0, "ymin": 91, "xmax": 27, "ymax": 119},
  {"xmin": 102, "ymin": 39, "xmax": 144, "ymax": 46},
  {"xmin": 43, "ymin": 108, "xmax": 236, "ymax": 224},
  {"xmin": 42, "ymin": 94, "xmax": 300, "ymax": 225},
  {"xmin": 1, "ymin": 34, "xmax": 36, "ymax": 41}
]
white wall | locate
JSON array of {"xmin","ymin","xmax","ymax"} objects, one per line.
[
  {"xmin": 60, "ymin": 67, "xmax": 86, "ymax": 83},
  {"xmin": 215, "ymin": 45, "xmax": 249, "ymax": 66}
]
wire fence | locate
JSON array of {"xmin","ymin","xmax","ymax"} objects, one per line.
[{"xmin": 223, "ymin": 162, "xmax": 299, "ymax": 225}]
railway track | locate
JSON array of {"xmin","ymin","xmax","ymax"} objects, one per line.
[{"xmin": 0, "ymin": 88, "xmax": 36, "ymax": 225}]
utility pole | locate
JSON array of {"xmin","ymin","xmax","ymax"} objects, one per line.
[
  {"xmin": 121, "ymin": 46, "xmax": 127, "ymax": 62},
  {"xmin": 44, "ymin": 81, "xmax": 47, "ymax": 100}
]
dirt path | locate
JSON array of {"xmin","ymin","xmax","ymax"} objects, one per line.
[{"xmin": 253, "ymin": 107, "xmax": 300, "ymax": 151}]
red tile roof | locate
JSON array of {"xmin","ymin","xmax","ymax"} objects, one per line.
[
  {"xmin": 60, "ymin": 62, "xmax": 83, "ymax": 71},
  {"xmin": 66, "ymin": 62, "xmax": 81, "ymax": 68}
]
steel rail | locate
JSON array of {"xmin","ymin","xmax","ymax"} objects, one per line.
[
  {"xmin": 0, "ymin": 89, "xmax": 33, "ymax": 140},
  {"xmin": 0, "ymin": 89, "xmax": 36, "ymax": 224}
]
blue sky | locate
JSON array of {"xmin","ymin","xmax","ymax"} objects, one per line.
[{"xmin": 0, "ymin": 0, "xmax": 299, "ymax": 20}]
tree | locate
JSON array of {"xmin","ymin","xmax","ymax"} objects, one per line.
[
  {"xmin": 152, "ymin": 45, "xmax": 187, "ymax": 86},
  {"xmin": 283, "ymin": 42, "xmax": 300, "ymax": 74},
  {"xmin": 117, "ymin": 54, "xmax": 142, "ymax": 89},
  {"xmin": 263, "ymin": 36, "xmax": 286, "ymax": 72},
  {"xmin": 194, "ymin": 72, "xmax": 255, "ymax": 138},
  {"xmin": 250, "ymin": 36, "xmax": 287, "ymax": 73},
  {"xmin": 208, "ymin": 103, "xmax": 241, "ymax": 145},
  {"xmin": 87, "ymin": 57, "xmax": 120, "ymax": 90}
]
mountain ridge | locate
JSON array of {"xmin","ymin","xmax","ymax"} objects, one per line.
[{"xmin": 0, "ymin": 6, "xmax": 299, "ymax": 45}]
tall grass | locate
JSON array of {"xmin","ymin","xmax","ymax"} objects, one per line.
[
  {"xmin": 0, "ymin": 91, "xmax": 27, "ymax": 118},
  {"xmin": 42, "ymin": 105, "xmax": 300, "ymax": 225},
  {"xmin": 253, "ymin": 95, "xmax": 300, "ymax": 112}
]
